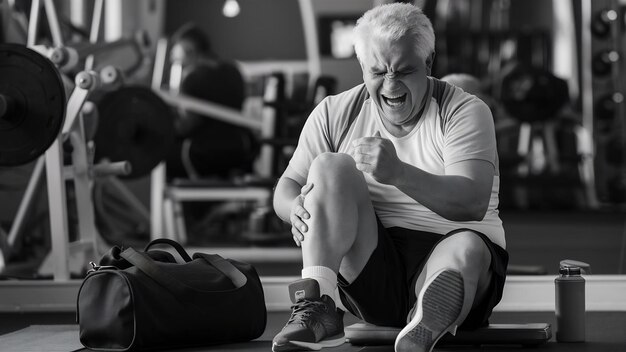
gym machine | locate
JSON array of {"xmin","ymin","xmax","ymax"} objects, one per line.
[
  {"xmin": 0, "ymin": 47, "xmax": 128, "ymax": 280},
  {"xmin": 0, "ymin": 0, "xmax": 169, "ymax": 280},
  {"xmin": 497, "ymin": 63, "xmax": 598, "ymax": 209},
  {"xmin": 149, "ymin": 37, "xmax": 296, "ymax": 245}
]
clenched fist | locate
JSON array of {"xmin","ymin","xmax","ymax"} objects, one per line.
[{"xmin": 350, "ymin": 131, "xmax": 404, "ymax": 185}]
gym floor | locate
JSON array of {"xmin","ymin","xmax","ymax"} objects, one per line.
[{"xmin": 1, "ymin": 311, "xmax": 625, "ymax": 351}]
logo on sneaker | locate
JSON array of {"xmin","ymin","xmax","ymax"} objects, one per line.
[{"xmin": 295, "ymin": 289, "xmax": 306, "ymax": 301}]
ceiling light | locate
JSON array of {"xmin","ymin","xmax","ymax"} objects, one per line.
[{"xmin": 222, "ymin": 0, "xmax": 240, "ymax": 18}]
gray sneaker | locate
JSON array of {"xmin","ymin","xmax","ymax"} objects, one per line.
[
  {"xmin": 272, "ymin": 278, "xmax": 345, "ymax": 351},
  {"xmin": 395, "ymin": 269, "xmax": 465, "ymax": 352}
]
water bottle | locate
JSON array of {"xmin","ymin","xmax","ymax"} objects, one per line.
[{"xmin": 555, "ymin": 264, "xmax": 586, "ymax": 342}]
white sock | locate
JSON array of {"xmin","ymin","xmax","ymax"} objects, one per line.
[{"xmin": 302, "ymin": 266, "xmax": 337, "ymax": 300}]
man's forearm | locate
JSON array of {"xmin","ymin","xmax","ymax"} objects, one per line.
[
  {"xmin": 394, "ymin": 162, "xmax": 489, "ymax": 222},
  {"xmin": 273, "ymin": 176, "xmax": 302, "ymax": 223}
]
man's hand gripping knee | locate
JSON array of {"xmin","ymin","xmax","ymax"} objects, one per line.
[{"xmin": 290, "ymin": 183, "xmax": 314, "ymax": 247}]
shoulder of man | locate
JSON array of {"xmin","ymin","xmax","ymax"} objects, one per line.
[
  {"xmin": 322, "ymin": 83, "xmax": 368, "ymax": 110},
  {"xmin": 430, "ymin": 77, "xmax": 492, "ymax": 126},
  {"xmin": 307, "ymin": 83, "xmax": 369, "ymax": 152},
  {"xmin": 308, "ymin": 83, "xmax": 369, "ymax": 134}
]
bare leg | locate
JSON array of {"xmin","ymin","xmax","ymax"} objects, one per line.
[
  {"xmin": 412, "ymin": 231, "xmax": 493, "ymax": 325},
  {"xmin": 301, "ymin": 152, "xmax": 378, "ymax": 283},
  {"xmin": 396, "ymin": 231, "xmax": 493, "ymax": 352},
  {"xmin": 272, "ymin": 153, "xmax": 379, "ymax": 351}
]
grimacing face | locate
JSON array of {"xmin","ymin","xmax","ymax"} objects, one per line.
[{"xmin": 359, "ymin": 35, "xmax": 432, "ymax": 132}]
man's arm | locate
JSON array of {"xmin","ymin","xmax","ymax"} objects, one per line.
[
  {"xmin": 394, "ymin": 159, "xmax": 494, "ymax": 221},
  {"xmin": 351, "ymin": 134, "xmax": 494, "ymax": 222},
  {"xmin": 273, "ymin": 171, "xmax": 304, "ymax": 223},
  {"xmin": 274, "ymin": 168, "xmax": 315, "ymax": 246}
]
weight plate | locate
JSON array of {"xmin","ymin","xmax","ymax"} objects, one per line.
[
  {"xmin": 500, "ymin": 63, "xmax": 569, "ymax": 123},
  {"xmin": 0, "ymin": 44, "xmax": 66, "ymax": 166},
  {"xmin": 93, "ymin": 86, "xmax": 175, "ymax": 178}
]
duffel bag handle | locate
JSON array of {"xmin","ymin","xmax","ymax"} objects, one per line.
[
  {"xmin": 193, "ymin": 253, "xmax": 247, "ymax": 288},
  {"xmin": 144, "ymin": 238, "xmax": 193, "ymax": 262},
  {"xmin": 120, "ymin": 248, "xmax": 247, "ymax": 298}
]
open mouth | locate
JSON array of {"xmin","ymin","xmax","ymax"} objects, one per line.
[{"xmin": 382, "ymin": 93, "xmax": 407, "ymax": 107}]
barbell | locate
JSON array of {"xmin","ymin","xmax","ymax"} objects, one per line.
[{"xmin": 0, "ymin": 43, "xmax": 176, "ymax": 179}]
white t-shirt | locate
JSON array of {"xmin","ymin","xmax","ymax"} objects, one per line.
[{"xmin": 286, "ymin": 77, "xmax": 505, "ymax": 249}]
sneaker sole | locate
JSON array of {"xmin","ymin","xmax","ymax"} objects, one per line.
[
  {"xmin": 394, "ymin": 269, "xmax": 464, "ymax": 352},
  {"xmin": 272, "ymin": 333, "xmax": 345, "ymax": 352}
]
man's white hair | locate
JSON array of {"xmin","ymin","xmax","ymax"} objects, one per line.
[{"xmin": 353, "ymin": 3, "xmax": 435, "ymax": 63}]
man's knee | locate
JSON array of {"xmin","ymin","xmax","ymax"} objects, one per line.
[
  {"xmin": 449, "ymin": 232, "xmax": 489, "ymax": 256},
  {"xmin": 308, "ymin": 152, "xmax": 365, "ymax": 193},
  {"xmin": 310, "ymin": 152, "xmax": 357, "ymax": 178},
  {"xmin": 303, "ymin": 152, "xmax": 372, "ymax": 243},
  {"xmin": 433, "ymin": 231, "xmax": 491, "ymax": 270}
]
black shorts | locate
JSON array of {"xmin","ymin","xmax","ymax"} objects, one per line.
[{"xmin": 337, "ymin": 219, "xmax": 509, "ymax": 330}]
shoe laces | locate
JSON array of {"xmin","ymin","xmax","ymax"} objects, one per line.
[{"xmin": 287, "ymin": 299, "xmax": 328, "ymax": 325}]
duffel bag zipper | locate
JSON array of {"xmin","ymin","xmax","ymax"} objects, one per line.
[{"xmin": 88, "ymin": 261, "xmax": 120, "ymax": 273}]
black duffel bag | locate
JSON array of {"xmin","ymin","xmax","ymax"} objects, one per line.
[{"xmin": 77, "ymin": 239, "xmax": 267, "ymax": 351}]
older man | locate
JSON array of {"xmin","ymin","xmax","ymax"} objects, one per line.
[{"xmin": 272, "ymin": 4, "xmax": 507, "ymax": 352}]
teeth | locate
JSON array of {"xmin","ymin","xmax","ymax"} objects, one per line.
[{"xmin": 383, "ymin": 93, "xmax": 406, "ymax": 107}]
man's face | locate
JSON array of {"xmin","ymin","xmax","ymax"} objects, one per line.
[
  {"xmin": 170, "ymin": 40, "xmax": 198, "ymax": 66},
  {"xmin": 360, "ymin": 35, "xmax": 431, "ymax": 127}
]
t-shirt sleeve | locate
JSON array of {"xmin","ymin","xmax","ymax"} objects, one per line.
[
  {"xmin": 442, "ymin": 95, "xmax": 497, "ymax": 168},
  {"xmin": 285, "ymin": 98, "xmax": 334, "ymax": 182}
]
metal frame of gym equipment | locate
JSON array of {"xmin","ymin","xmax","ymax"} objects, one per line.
[
  {"xmin": 581, "ymin": 0, "xmax": 626, "ymax": 205},
  {"xmin": 149, "ymin": 38, "xmax": 275, "ymax": 243},
  {"xmin": 0, "ymin": 0, "xmax": 130, "ymax": 279},
  {"xmin": 512, "ymin": 118, "xmax": 599, "ymax": 208}
]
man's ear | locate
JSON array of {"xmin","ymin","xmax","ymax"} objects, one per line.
[{"xmin": 426, "ymin": 52, "xmax": 435, "ymax": 76}]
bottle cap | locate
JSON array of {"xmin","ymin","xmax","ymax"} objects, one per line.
[
  {"xmin": 559, "ymin": 266, "xmax": 582, "ymax": 276},
  {"xmin": 560, "ymin": 259, "xmax": 591, "ymax": 274}
]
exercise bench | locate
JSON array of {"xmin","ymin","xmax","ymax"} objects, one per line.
[{"xmin": 345, "ymin": 322, "xmax": 552, "ymax": 347}]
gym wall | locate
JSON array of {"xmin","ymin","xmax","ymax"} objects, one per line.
[
  {"xmin": 163, "ymin": 0, "xmax": 375, "ymax": 93},
  {"xmin": 313, "ymin": 0, "xmax": 375, "ymax": 92},
  {"xmin": 163, "ymin": 0, "xmax": 307, "ymax": 61}
]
